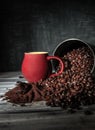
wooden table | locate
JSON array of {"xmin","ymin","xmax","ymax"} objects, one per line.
[{"xmin": 0, "ymin": 72, "xmax": 95, "ymax": 130}]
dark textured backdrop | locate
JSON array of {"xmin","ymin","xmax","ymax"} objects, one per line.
[{"xmin": 0, "ymin": 0, "xmax": 95, "ymax": 72}]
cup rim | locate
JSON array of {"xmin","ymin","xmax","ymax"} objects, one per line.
[{"xmin": 25, "ymin": 52, "xmax": 48, "ymax": 54}]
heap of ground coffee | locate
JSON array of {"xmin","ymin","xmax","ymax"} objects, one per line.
[
  {"xmin": 4, "ymin": 82, "xmax": 44, "ymax": 104},
  {"xmin": 3, "ymin": 47, "xmax": 95, "ymax": 109}
]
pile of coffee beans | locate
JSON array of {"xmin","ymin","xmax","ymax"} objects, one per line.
[{"xmin": 41, "ymin": 47, "xmax": 95, "ymax": 108}]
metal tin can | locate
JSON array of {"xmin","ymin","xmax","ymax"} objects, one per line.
[{"xmin": 53, "ymin": 38, "xmax": 95, "ymax": 75}]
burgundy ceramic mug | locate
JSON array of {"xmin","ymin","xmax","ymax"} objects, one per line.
[{"xmin": 21, "ymin": 52, "xmax": 64, "ymax": 82}]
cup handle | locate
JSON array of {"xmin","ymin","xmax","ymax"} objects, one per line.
[{"xmin": 47, "ymin": 56, "xmax": 64, "ymax": 77}]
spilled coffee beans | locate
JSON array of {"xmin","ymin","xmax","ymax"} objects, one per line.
[{"xmin": 3, "ymin": 47, "xmax": 95, "ymax": 109}]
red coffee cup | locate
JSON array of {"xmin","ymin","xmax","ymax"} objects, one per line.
[{"xmin": 21, "ymin": 52, "xmax": 64, "ymax": 82}]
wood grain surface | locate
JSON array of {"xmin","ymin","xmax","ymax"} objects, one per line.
[{"xmin": 0, "ymin": 72, "xmax": 95, "ymax": 130}]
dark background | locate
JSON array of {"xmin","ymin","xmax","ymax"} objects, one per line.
[{"xmin": 0, "ymin": 0, "xmax": 95, "ymax": 72}]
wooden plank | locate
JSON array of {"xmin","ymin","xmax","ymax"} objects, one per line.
[{"xmin": 0, "ymin": 72, "xmax": 95, "ymax": 130}]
